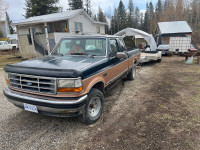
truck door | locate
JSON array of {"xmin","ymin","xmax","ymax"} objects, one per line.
[{"xmin": 106, "ymin": 38, "xmax": 129, "ymax": 85}]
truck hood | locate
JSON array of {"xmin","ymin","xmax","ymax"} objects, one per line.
[{"xmin": 4, "ymin": 55, "xmax": 108, "ymax": 78}]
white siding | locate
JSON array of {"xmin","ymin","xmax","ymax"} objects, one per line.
[{"xmin": 69, "ymin": 12, "xmax": 105, "ymax": 35}]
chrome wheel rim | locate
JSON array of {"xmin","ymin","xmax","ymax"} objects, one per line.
[{"xmin": 88, "ymin": 96, "xmax": 101, "ymax": 117}]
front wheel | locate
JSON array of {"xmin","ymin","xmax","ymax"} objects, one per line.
[
  {"xmin": 126, "ymin": 67, "xmax": 136, "ymax": 80},
  {"xmin": 80, "ymin": 88, "xmax": 104, "ymax": 124}
]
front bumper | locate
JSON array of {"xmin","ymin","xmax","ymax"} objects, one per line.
[{"xmin": 3, "ymin": 87, "xmax": 88, "ymax": 117}]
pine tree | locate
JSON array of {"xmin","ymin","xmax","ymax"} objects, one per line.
[
  {"xmin": 6, "ymin": 12, "xmax": 15, "ymax": 34},
  {"xmin": 97, "ymin": 7, "xmax": 106, "ymax": 23},
  {"xmin": 155, "ymin": 0, "xmax": 163, "ymax": 22},
  {"xmin": 143, "ymin": 3, "xmax": 150, "ymax": 33},
  {"xmin": 127, "ymin": 0, "xmax": 134, "ymax": 27},
  {"xmin": 117, "ymin": 0, "xmax": 127, "ymax": 30},
  {"xmin": 85, "ymin": 0, "xmax": 92, "ymax": 16},
  {"xmin": 24, "ymin": 0, "xmax": 61, "ymax": 18},
  {"xmin": 68, "ymin": 0, "xmax": 83, "ymax": 10},
  {"xmin": 135, "ymin": 7, "xmax": 140, "ymax": 29},
  {"xmin": 149, "ymin": 2, "xmax": 154, "ymax": 34}
]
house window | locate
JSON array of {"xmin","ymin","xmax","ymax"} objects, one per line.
[
  {"xmin": 75, "ymin": 22, "xmax": 83, "ymax": 32},
  {"xmin": 97, "ymin": 26, "xmax": 100, "ymax": 33}
]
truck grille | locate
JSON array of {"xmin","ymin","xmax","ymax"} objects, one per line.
[{"xmin": 9, "ymin": 73, "xmax": 57, "ymax": 94}]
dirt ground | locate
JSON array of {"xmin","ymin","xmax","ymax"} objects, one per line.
[{"xmin": 0, "ymin": 56, "xmax": 200, "ymax": 150}]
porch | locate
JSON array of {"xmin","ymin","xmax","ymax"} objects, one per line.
[{"xmin": 18, "ymin": 20, "xmax": 71, "ymax": 57}]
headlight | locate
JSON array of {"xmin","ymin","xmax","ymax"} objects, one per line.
[
  {"xmin": 57, "ymin": 78, "xmax": 83, "ymax": 93},
  {"xmin": 4, "ymin": 71, "xmax": 10, "ymax": 85}
]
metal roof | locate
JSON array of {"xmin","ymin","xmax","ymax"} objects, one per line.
[
  {"xmin": 158, "ymin": 21, "xmax": 192, "ymax": 34},
  {"xmin": 13, "ymin": 9, "xmax": 107, "ymax": 26}
]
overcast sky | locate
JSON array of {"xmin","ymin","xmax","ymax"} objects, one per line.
[{"xmin": 6, "ymin": 0, "xmax": 157, "ymax": 22}]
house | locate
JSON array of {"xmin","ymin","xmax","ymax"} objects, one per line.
[
  {"xmin": 0, "ymin": 13, "xmax": 10, "ymax": 38},
  {"xmin": 155, "ymin": 21, "xmax": 192, "ymax": 45},
  {"xmin": 13, "ymin": 9, "xmax": 107, "ymax": 58}
]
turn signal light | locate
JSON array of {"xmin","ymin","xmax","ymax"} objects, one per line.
[
  {"xmin": 57, "ymin": 87, "xmax": 83, "ymax": 93},
  {"xmin": 6, "ymin": 80, "xmax": 10, "ymax": 85}
]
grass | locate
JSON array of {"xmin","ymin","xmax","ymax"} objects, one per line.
[{"xmin": 0, "ymin": 55, "xmax": 23, "ymax": 68}]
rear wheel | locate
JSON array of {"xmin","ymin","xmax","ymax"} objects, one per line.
[
  {"xmin": 12, "ymin": 46, "xmax": 16, "ymax": 50},
  {"xmin": 80, "ymin": 88, "xmax": 104, "ymax": 124},
  {"xmin": 126, "ymin": 67, "xmax": 136, "ymax": 80},
  {"xmin": 157, "ymin": 59, "xmax": 162, "ymax": 63}
]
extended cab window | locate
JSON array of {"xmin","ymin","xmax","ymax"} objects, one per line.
[
  {"xmin": 109, "ymin": 39, "xmax": 119, "ymax": 57},
  {"xmin": 119, "ymin": 39, "xmax": 126, "ymax": 51}
]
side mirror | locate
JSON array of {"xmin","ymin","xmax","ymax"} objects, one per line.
[{"xmin": 116, "ymin": 52, "xmax": 127, "ymax": 59}]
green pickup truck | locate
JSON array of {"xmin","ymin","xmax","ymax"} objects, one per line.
[{"xmin": 3, "ymin": 35, "xmax": 140, "ymax": 124}]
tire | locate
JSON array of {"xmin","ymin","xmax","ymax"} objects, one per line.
[
  {"xmin": 12, "ymin": 46, "xmax": 16, "ymax": 50},
  {"xmin": 80, "ymin": 88, "xmax": 104, "ymax": 124},
  {"xmin": 126, "ymin": 67, "xmax": 136, "ymax": 80},
  {"xmin": 157, "ymin": 59, "xmax": 162, "ymax": 63}
]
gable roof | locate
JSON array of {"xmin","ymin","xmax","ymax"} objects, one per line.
[
  {"xmin": 158, "ymin": 21, "xmax": 192, "ymax": 34},
  {"xmin": 13, "ymin": 9, "xmax": 106, "ymax": 26}
]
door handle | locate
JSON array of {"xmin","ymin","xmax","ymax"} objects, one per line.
[{"xmin": 103, "ymin": 73, "xmax": 107, "ymax": 77}]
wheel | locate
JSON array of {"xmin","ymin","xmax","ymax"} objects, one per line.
[
  {"xmin": 80, "ymin": 88, "xmax": 104, "ymax": 124},
  {"xmin": 12, "ymin": 46, "xmax": 16, "ymax": 50},
  {"xmin": 157, "ymin": 59, "xmax": 162, "ymax": 63},
  {"xmin": 126, "ymin": 67, "xmax": 136, "ymax": 80}
]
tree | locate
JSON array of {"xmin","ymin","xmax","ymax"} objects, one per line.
[
  {"xmin": 149, "ymin": 2, "xmax": 155, "ymax": 34},
  {"xmin": 143, "ymin": 3, "xmax": 150, "ymax": 33},
  {"xmin": 97, "ymin": 7, "xmax": 106, "ymax": 23},
  {"xmin": 24, "ymin": 0, "xmax": 61, "ymax": 18},
  {"xmin": 111, "ymin": 8, "xmax": 119, "ymax": 34},
  {"xmin": 127, "ymin": 0, "xmax": 134, "ymax": 27},
  {"xmin": 68, "ymin": 0, "xmax": 83, "ymax": 10},
  {"xmin": 85, "ymin": 0, "xmax": 92, "ymax": 16},
  {"xmin": 155, "ymin": 0, "xmax": 163, "ymax": 22},
  {"xmin": 117, "ymin": 0, "xmax": 127, "ymax": 30},
  {"xmin": 6, "ymin": 12, "xmax": 15, "ymax": 34},
  {"xmin": 176, "ymin": 0, "xmax": 184, "ymax": 20},
  {"xmin": 135, "ymin": 7, "xmax": 140, "ymax": 29}
]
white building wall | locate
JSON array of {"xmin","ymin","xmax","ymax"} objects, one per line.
[{"xmin": 69, "ymin": 12, "xmax": 105, "ymax": 35}]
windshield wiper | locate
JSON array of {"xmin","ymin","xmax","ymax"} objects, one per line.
[
  {"xmin": 51, "ymin": 53, "xmax": 63, "ymax": 56},
  {"xmin": 70, "ymin": 53, "xmax": 86, "ymax": 55}
]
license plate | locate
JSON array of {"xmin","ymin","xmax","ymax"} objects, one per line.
[{"xmin": 24, "ymin": 103, "xmax": 38, "ymax": 113}]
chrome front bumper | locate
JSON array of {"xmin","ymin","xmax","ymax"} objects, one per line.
[{"xmin": 3, "ymin": 87, "xmax": 88, "ymax": 117}]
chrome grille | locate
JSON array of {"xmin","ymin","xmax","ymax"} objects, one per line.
[{"xmin": 9, "ymin": 73, "xmax": 57, "ymax": 94}]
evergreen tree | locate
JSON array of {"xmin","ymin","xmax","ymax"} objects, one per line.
[
  {"xmin": 143, "ymin": 3, "xmax": 150, "ymax": 33},
  {"xmin": 68, "ymin": 0, "xmax": 83, "ymax": 10},
  {"xmin": 155, "ymin": 0, "xmax": 163, "ymax": 22},
  {"xmin": 85, "ymin": 0, "xmax": 92, "ymax": 16},
  {"xmin": 6, "ymin": 12, "xmax": 15, "ymax": 34},
  {"xmin": 97, "ymin": 7, "xmax": 106, "ymax": 23},
  {"xmin": 149, "ymin": 2, "xmax": 155, "ymax": 34},
  {"xmin": 117, "ymin": 0, "xmax": 127, "ymax": 30},
  {"xmin": 127, "ymin": 0, "xmax": 134, "ymax": 27},
  {"xmin": 135, "ymin": 7, "xmax": 140, "ymax": 29},
  {"xmin": 24, "ymin": 0, "xmax": 61, "ymax": 18}
]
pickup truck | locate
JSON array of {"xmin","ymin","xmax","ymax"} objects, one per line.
[
  {"xmin": 3, "ymin": 35, "xmax": 140, "ymax": 124},
  {"xmin": 0, "ymin": 41, "xmax": 18, "ymax": 50}
]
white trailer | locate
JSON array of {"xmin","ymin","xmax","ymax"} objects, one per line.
[{"xmin": 114, "ymin": 28, "xmax": 162, "ymax": 63}]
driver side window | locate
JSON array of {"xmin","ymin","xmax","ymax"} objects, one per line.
[{"xmin": 109, "ymin": 39, "xmax": 119, "ymax": 57}]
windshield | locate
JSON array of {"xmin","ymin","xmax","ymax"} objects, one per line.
[{"xmin": 52, "ymin": 38, "xmax": 107, "ymax": 56}]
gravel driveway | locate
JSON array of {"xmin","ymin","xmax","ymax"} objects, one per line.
[{"xmin": 1, "ymin": 56, "xmax": 200, "ymax": 150}]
